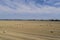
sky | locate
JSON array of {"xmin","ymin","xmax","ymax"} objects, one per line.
[{"xmin": 0, "ymin": 0, "xmax": 60, "ymax": 19}]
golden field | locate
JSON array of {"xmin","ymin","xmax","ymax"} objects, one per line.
[{"xmin": 0, "ymin": 21, "xmax": 60, "ymax": 40}]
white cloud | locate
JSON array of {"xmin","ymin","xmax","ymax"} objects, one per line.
[
  {"xmin": 0, "ymin": 0, "xmax": 60, "ymax": 14},
  {"xmin": 0, "ymin": 5, "xmax": 15, "ymax": 13},
  {"xmin": 54, "ymin": 2, "xmax": 60, "ymax": 6}
]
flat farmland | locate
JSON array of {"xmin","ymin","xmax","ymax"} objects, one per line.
[{"xmin": 0, "ymin": 21, "xmax": 60, "ymax": 40}]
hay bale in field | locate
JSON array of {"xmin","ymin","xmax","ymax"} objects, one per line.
[
  {"xmin": 50, "ymin": 31, "xmax": 54, "ymax": 33},
  {"xmin": 3, "ymin": 30, "xmax": 6, "ymax": 33}
]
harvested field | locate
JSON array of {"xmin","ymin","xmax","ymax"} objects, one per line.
[{"xmin": 0, "ymin": 21, "xmax": 60, "ymax": 40}]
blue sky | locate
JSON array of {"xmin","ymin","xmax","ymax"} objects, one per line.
[{"xmin": 0, "ymin": 0, "xmax": 60, "ymax": 19}]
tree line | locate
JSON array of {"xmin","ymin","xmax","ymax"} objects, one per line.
[{"xmin": 0, "ymin": 19, "xmax": 60, "ymax": 21}]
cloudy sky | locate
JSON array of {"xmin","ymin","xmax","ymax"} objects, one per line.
[{"xmin": 0, "ymin": 0, "xmax": 60, "ymax": 19}]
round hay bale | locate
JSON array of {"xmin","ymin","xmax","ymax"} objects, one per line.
[
  {"xmin": 3, "ymin": 31, "xmax": 6, "ymax": 33},
  {"xmin": 50, "ymin": 31, "xmax": 54, "ymax": 33}
]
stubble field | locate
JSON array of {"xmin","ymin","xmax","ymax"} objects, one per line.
[{"xmin": 0, "ymin": 21, "xmax": 60, "ymax": 40}]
